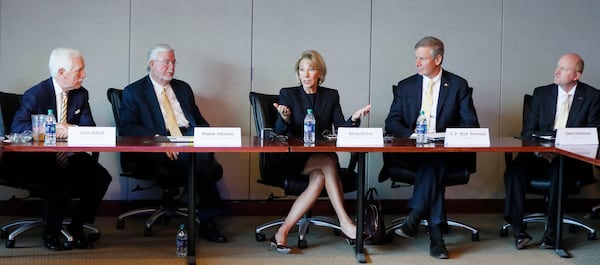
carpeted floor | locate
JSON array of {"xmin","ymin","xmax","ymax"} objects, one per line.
[{"xmin": 0, "ymin": 213, "xmax": 599, "ymax": 265}]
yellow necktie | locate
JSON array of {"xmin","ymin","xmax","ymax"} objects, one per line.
[
  {"xmin": 554, "ymin": 94, "xmax": 572, "ymax": 129},
  {"xmin": 60, "ymin": 92, "xmax": 68, "ymax": 124},
  {"xmin": 160, "ymin": 87, "xmax": 182, "ymax": 136},
  {"xmin": 56, "ymin": 92, "xmax": 69, "ymax": 167},
  {"xmin": 421, "ymin": 80, "xmax": 435, "ymax": 128}
]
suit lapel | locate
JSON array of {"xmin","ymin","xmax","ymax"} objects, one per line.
[
  {"xmin": 143, "ymin": 76, "xmax": 167, "ymax": 131},
  {"xmin": 436, "ymin": 71, "xmax": 451, "ymax": 116},
  {"xmin": 567, "ymin": 83, "xmax": 586, "ymax": 126}
]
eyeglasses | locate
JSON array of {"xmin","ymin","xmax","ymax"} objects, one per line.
[{"xmin": 154, "ymin": 59, "xmax": 176, "ymax": 66}]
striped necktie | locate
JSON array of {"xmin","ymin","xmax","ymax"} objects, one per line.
[{"xmin": 421, "ymin": 80, "xmax": 435, "ymax": 128}]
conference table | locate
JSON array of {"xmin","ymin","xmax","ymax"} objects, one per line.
[
  {"xmin": 1, "ymin": 136, "xmax": 289, "ymax": 265},
  {"xmin": 2, "ymin": 135, "xmax": 596, "ymax": 263},
  {"xmin": 288, "ymin": 136, "xmax": 591, "ymax": 262}
]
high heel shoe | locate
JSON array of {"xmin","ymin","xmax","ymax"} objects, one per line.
[
  {"xmin": 269, "ymin": 236, "xmax": 291, "ymax": 254},
  {"xmin": 342, "ymin": 232, "xmax": 356, "ymax": 245}
]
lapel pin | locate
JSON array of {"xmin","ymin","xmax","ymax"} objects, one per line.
[{"xmin": 74, "ymin": 109, "xmax": 81, "ymax": 114}]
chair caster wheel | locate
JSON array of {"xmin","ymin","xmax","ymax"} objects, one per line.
[
  {"xmin": 63, "ymin": 241, "xmax": 74, "ymax": 250},
  {"xmin": 587, "ymin": 232, "xmax": 596, "ymax": 241},
  {"xmin": 298, "ymin": 239, "xmax": 308, "ymax": 249},
  {"xmin": 5, "ymin": 239, "xmax": 15, "ymax": 248},
  {"xmin": 144, "ymin": 227, "xmax": 153, "ymax": 237},
  {"xmin": 116, "ymin": 219, "xmax": 125, "ymax": 229},
  {"xmin": 499, "ymin": 228, "xmax": 509, "ymax": 237},
  {"xmin": 472, "ymin": 232, "xmax": 480, "ymax": 241},
  {"xmin": 255, "ymin": 233, "xmax": 266, "ymax": 242}
]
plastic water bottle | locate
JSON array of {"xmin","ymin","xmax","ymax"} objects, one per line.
[
  {"xmin": 303, "ymin": 109, "xmax": 316, "ymax": 145},
  {"xmin": 44, "ymin": 109, "xmax": 56, "ymax": 145},
  {"xmin": 416, "ymin": 110, "xmax": 428, "ymax": 144},
  {"xmin": 176, "ymin": 224, "xmax": 188, "ymax": 257}
]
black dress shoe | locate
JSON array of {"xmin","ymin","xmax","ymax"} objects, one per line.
[
  {"xmin": 514, "ymin": 232, "xmax": 532, "ymax": 250},
  {"xmin": 67, "ymin": 227, "xmax": 94, "ymax": 249},
  {"xmin": 394, "ymin": 222, "xmax": 417, "ymax": 239},
  {"xmin": 539, "ymin": 235, "xmax": 556, "ymax": 249},
  {"xmin": 430, "ymin": 240, "xmax": 449, "ymax": 259},
  {"xmin": 43, "ymin": 233, "xmax": 62, "ymax": 251},
  {"xmin": 198, "ymin": 221, "xmax": 227, "ymax": 243}
]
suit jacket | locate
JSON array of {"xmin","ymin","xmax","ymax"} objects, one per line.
[
  {"xmin": 274, "ymin": 85, "xmax": 357, "ymax": 139},
  {"xmin": 119, "ymin": 75, "xmax": 209, "ymax": 137},
  {"xmin": 385, "ymin": 70, "xmax": 479, "ymax": 137},
  {"xmin": 522, "ymin": 82, "xmax": 600, "ymax": 138},
  {"xmin": 11, "ymin": 77, "xmax": 95, "ymax": 133}
]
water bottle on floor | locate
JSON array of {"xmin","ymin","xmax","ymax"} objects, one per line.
[{"xmin": 176, "ymin": 224, "xmax": 188, "ymax": 257}]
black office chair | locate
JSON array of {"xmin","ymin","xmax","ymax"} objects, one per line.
[
  {"xmin": 107, "ymin": 88, "xmax": 189, "ymax": 237},
  {"xmin": 0, "ymin": 91, "xmax": 99, "ymax": 249},
  {"xmin": 378, "ymin": 152, "xmax": 480, "ymax": 242},
  {"xmin": 249, "ymin": 91, "xmax": 358, "ymax": 249},
  {"xmin": 500, "ymin": 94, "xmax": 597, "ymax": 240}
]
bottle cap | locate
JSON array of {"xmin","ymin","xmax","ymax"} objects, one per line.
[
  {"xmin": 48, "ymin": 109, "xmax": 54, "ymax": 114},
  {"xmin": 307, "ymin": 109, "xmax": 313, "ymax": 114}
]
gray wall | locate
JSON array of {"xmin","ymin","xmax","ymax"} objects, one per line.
[{"xmin": 1, "ymin": 0, "xmax": 600, "ymax": 201}]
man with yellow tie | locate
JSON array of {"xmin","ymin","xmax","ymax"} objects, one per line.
[
  {"xmin": 383, "ymin": 36, "xmax": 479, "ymax": 259},
  {"xmin": 119, "ymin": 44, "xmax": 226, "ymax": 243},
  {"xmin": 504, "ymin": 53, "xmax": 600, "ymax": 250}
]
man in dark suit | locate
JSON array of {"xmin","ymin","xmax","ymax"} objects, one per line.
[
  {"xmin": 118, "ymin": 43, "xmax": 226, "ymax": 243},
  {"xmin": 383, "ymin": 36, "xmax": 479, "ymax": 259},
  {"xmin": 504, "ymin": 53, "xmax": 600, "ymax": 250},
  {"xmin": 10, "ymin": 48, "xmax": 112, "ymax": 250}
]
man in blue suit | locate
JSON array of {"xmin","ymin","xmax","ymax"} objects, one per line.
[
  {"xmin": 504, "ymin": 53, "xmax": 600, "ymax": 250},
  {"xmin": 383, "ymin": 36, "xmax": 479, "ymax": 259},
  {"xmin": 10, "ymin": 48, "xmax": 112, "ymax": 250},
  {"xmin": 119, "ymin": 44, "xmax": 226, "ymax": 243}
]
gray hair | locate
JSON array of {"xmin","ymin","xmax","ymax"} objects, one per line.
[
  {"xmin": 415, "ymin": 36, "xmax": 444, "ymax": 62},
  {"xmin": 48, "ymin": 48, "xmax": 82, "ymax": 77},
  {"xmin": 147, "ymin": 43, "xmax": 174, "ymax": 72}
]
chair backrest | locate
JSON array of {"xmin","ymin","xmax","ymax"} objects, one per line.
[
  {"xmin": 106, "ymin": 88, "xmax": 123, "ymax": 134},
  {"xmin": 249, "ymin": 91, "xmax": 279, "ymax": 134},
  {"xmin": 0, "ymin": 91, "xmax": 23, "ymax": 136},
  {"xmin": 248, "ymin": 91, "xmax": 357, "ymax": 195}
]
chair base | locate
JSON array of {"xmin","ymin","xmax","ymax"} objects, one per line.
[
  {"xmin": 1, "ymin": 218, "xmax": 100, "ymax": 249},
  {"xmin": 588, "ymin": 204, "xmax": 600, "ymax": 219},
  {"xmin": 499, "ymin": 213, "xmax": 597, "ymax": 241},
  {"xmin": 386, "ymin": 216, "xmax": 480, "ymax": 241},
  {"xmin": 116, "ymin": 206, "xmax": 191, "ymax": 237},
  {"xmin": 255, "ymin": 215, "xmax": 341, "ymax": 249}
]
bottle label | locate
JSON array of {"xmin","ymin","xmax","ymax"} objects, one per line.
[
  {"xmin": 176, "ymin": 239, "xmax": 187, "ymax": 248},
  {"xmin": 304, "ymin": 123, "xmax": 315, "ymax": 133},
  {"xmin": 416, "ymin": 124, "xmax": 426, "ymax": 134},
  {"xmin": 45, "ymin": 123, "xmax": 56, "ymax": 134}
]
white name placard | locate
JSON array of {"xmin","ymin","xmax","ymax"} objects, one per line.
[
  {"xmin": 68, "ymin": 126, "xmax": 116, "ymax": 146},
  {"xmin": 555, "ymin": 127, "xmax": 598, "ymax": 146},
  {"xmin": 557, "ymin": 144, "xmax": 599, "ymax": 159},
  {"xmin": 444, "ymin": 128, "xmax": 490, "ymax": 147},
  {"xmin": 336, "ymin": 127, "xmax": 383, "ymax": 147},
  {"xmin": 193, "ymin": 127, "xmax": 241, "ymax": 147}
]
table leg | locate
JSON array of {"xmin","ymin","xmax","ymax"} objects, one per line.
[
  {"xmin": 187, "ymin": 153, "xmax": 197, "ymax": 265},
  {"xmin": 554, "ymin": 155, "xmax": 571, "ymax": 258},
  {"xmin": 355, "ymin": 152, "xmax": 366, "ymax": 263}
]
